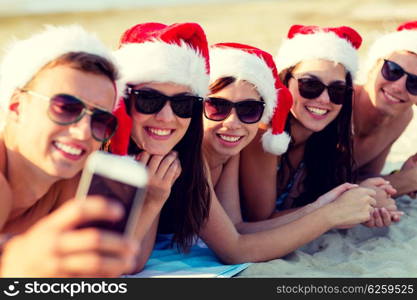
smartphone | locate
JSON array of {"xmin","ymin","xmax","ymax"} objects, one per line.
[{"xmin": 75, "ymin": 151, "xmax": 148, "ymax": 237}]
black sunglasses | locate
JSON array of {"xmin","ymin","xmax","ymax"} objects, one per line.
[
  {"xmin": 204, "ymin": 97, "xmax": 265, "ymax": 124},
  {"xmin": 381, "ymin": 59, "xmax": 417, "ymax": 95},
  {"xmin": 292, "ymin": 75, "xmax": 349, "ymax": 105},
  {"xmin": 126, "ymin": 88, "xmax": 203, "ymax": 118},
  {"xmin": 22, "ymin": 90, "xmax": 118, "ymax": 142}
]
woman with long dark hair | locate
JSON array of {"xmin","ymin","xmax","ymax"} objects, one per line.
[
  {"xmin": 110, "ymin": 25, "xmax": 376, "ymax": 269},
  {"xmin": 108, "ymin": 22, "xmax": 211, "ymax": 270},
  {"xmin": 200, "ymin": 42, "xmax": 375, "ymax": 242},
  {"xmin": 240, "ymin": 25, "xmax": 398, "ymax": 226}
]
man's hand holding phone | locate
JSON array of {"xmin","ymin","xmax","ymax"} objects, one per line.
[
  {"xmin": 1, "ymin": 196, "xmax": 139, "ymax": 277},
  {"xmin": 1, "ymin": 151, "xmax": 148, "ymax": 277},
  {"xmin": 136, "ymin": 150, "xmax": 181, "ymax": 210}
]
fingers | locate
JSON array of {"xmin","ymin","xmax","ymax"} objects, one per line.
[
  {"xmin": 136, "ymin": 151, "xmax": 151, "ymax": 165},
  {"xmin": 368, "ymin": 195, "xmax": 377, "ymax": 208},
  {"xmin": 142, "ymin": 151, "xmax": 179, "ymax": 180},
  {"xmin": 370, "ymin": 209, "xmax": 383, "ymax": 227},
  {"xmin": 146, "ymin": 155, "xmax": 165, "ymax": 175},
  {"xmin": 379, "ymin": 208, "xmax": 392, "ymax": 227},
  {"xmin": 43, "ymin": 197, "xmax": 124, "ymax": 232},
  {"xmin": 384, "ymin": 199, "xmax": 398, "ymax": 212},
  {"xmin": 163, "ymin": 158, "xmax": 181, "ymax": 183},
  {"xmin": 57, "ymin": 228, "xmax": 138, "ymax": 257},
  {"xmin": 155, "ymin": 151, "xmax": 178, "ymax": 179},
  {"xmin": 358, "ymin": 186, "xmax": 377, "ymax": 198},
  {"xmin": 361, "ymin": 177, "xmax": 387, "ymax": 187},
  {"xmin": 332, "ymin": 183, "xmax": 359, "ymax": 195},
  {"xmin": 379, "ymin": 184, "xmax": 397, "ymax": 196},
  {"xmin": 317, "ymin": 183, "xmax": 359, "ymax": 207},
  {"xmin": 390, "ymin": 210, "xmax": 404, "ymax": 222},
  {"xmin": 363, "ymin": 218, "xmax": 375, "ymax": 228}
]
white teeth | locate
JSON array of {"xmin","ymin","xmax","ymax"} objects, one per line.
[
  {"xmin": 306, "ymin": 106, "xmax": 328, "ymax": 115},
  {"xmin": 384, "ymin": 91, "xmax": 401, "ymax": 103},
  {"xmin": 219, "ymin": 135, "xmax": 240, "ymax": 142},
  {"xmin": 55, "ymin": 142, "xmax": 82, "ymax": 156},
  {"xmin": 149, "ymin": 128, "xmax": 171, "ymax": 136}
]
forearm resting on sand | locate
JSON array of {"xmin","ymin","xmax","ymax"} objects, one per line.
[
  {"xmin": 238, "ymin": 183, "xmax": 362, "ymax": 233},
  {"xmin": 236, "ymin": 204, "xmax": 318, "ymax": 234},
  {"xmin": 383, "ymin": 168, "xmax": 417, "ymax": 196}
]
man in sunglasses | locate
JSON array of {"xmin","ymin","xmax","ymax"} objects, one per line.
[
  {"xmin": 0, "ymin": 25, "xmax": 139, "ymax": 276},
  {"xmin": 354, "ymin": 21, "xmax": 417, "ymax": 204}
]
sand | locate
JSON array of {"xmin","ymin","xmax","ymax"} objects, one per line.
[
  {"xmin": 1, "ymin": 0, "xmax": 416, "ymax": 277},
  {"xmin": 238, "ymin": 195, "xmax": 417, "ymax": 277}
]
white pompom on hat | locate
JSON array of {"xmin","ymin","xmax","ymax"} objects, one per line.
[
  {"xmin": 209, "ymin": 42, "xmax": 293, "ymax": 155},
  {"xmin": 110, "ymin": 22, "xmax": 210, "ymax": 155},
  {"xmin": 359, "ymin": 20, "xmax": 417, "ymax": 83},
  {"xmin": 0, "ymin": 24, "xmax": 119, "ymax": 113},
  {"xmin": 275, "ymin": 25, "xmax": 362, "ymax": 79}
]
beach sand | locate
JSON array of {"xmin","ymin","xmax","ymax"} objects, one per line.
[
  {"xmin": 1, "ymin": 0, "xmax": 416, "ymax": 277},
  {"xmin": 239, "ymin": 195, "xmax": 417, "ymax": 277}
]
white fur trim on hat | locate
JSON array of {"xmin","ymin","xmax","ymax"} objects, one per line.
[
  {"xmin": 358, "ymin": 30, "xmax": 417, "ymax": 84},
  {"xmin": 114, "ymin": 40, "xmax": 209, "ymax": 98},
  {"xmin": 261, "ymin": 129, "xmax": 291, "ymax": 155},
  {"xmin": 0, "ymin": 25, "xmax": 120, "ymax": 114},
  {"xmin": 275, "ymin": 31, "xmax": 359, "ymax": 78},
  {"xmin": 209, "ymin": 47, "xmax": 276, "ymax": 123}
]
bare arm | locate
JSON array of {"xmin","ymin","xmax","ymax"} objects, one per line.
[
  {"xmin": 200, "ymin": 166, "xmax": 376, "ymax": 264},
  {"xmin": 357, "ymin": 148, "xmax": 417, "ymax": 196},
  {"xmin": 382, "ymin": 153, "xmax": 417, "ymax": 196},
  {"xmin": 1, "ymin": 196, "xmax": 138, "ymax": 277},
  {"xmin": 131, "ymin": 204, "xmax": 161, "ymax": 273},
  {"xmin": 214, "ymin": 154, "xmax": 244, "ymax": 225},
  {"xmin": 130, "ymin": 151, "xmax": 181, "ymax": 273},
  {"xmin": 236, "ymin": 183, "xmax": 359, "ymax": 234},
  {"xmin": 239, "ymin": 129, "xmax": 278, "ymax": 221}
]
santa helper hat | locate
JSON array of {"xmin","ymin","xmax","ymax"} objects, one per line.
[
  {"xmin": 210, "ymin": 42, "xmax": 293, "ymax": 155},
  {"xmin": 359, "ymin": 20, "xmax": 417, "ymax": 83},
  {"xmin": 110, "ymin": 22, "xmax": 210, "ymax": 155},
  {"xmin": 0, "ymin": 25, "xmax": 121, "ymax": 123},
  {"xmin": 276, "ymin": 25, "xmax": 362, "ymax": 79}
]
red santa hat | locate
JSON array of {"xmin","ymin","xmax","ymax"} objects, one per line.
[
  {"xmin": 360, "ymin": 20, "xmax": 417, "ymax": 83},
  {"xmin": 0, "ymin": 24, "xmax": 120, "ymax": 116},
  {"xmin": 275, "ymin": 25, "xmax": 362, "ymax": 79},
  {"xmin": 210, "ymin": 43, "xmax": 293, "ymax": 155},
  {"xmin": 110, "ymin": 22, "xmax": 210, "ymax": 155}
]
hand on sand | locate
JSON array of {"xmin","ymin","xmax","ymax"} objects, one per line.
[
  {"xmin": 136, "ymin": 151, "xmax": 181, "ymax": 209},
  {"xmin": 360, "ymin": 177, "xmax": 396, "ymax": 199},
  {"xmin": 324, "ymin": 187, "xmax": 376, "ymax": 228},
  {"xmin": 0, "ymin": 196, "xmax": 139, "ymax": 277},
  {"xmin": 363, "ymin": 207, "xmax": 404, "ymax": 228},
  {"xmin": 360, "ymin": 178, "xmax": 403, "ymax": 227},
  {"xmin": 314, "ymin": 182, "xmax": 358, "ymax": 208}
]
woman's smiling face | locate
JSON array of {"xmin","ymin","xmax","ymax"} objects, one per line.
[
  {"xmin": 288, "ymin": 59, "xmax": 347, "ymax": 133},
  {"xmin": 129, "ymin": 82, "xmax": 193, "ymax": 155},
  {"xmin": 203, "ymin": 80, "xmax": 263, "ymax": 157}
]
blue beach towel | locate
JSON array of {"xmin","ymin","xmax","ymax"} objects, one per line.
[{"xmin": 127, "ymin": 234, "xmax": 251, "ymax": 278}]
